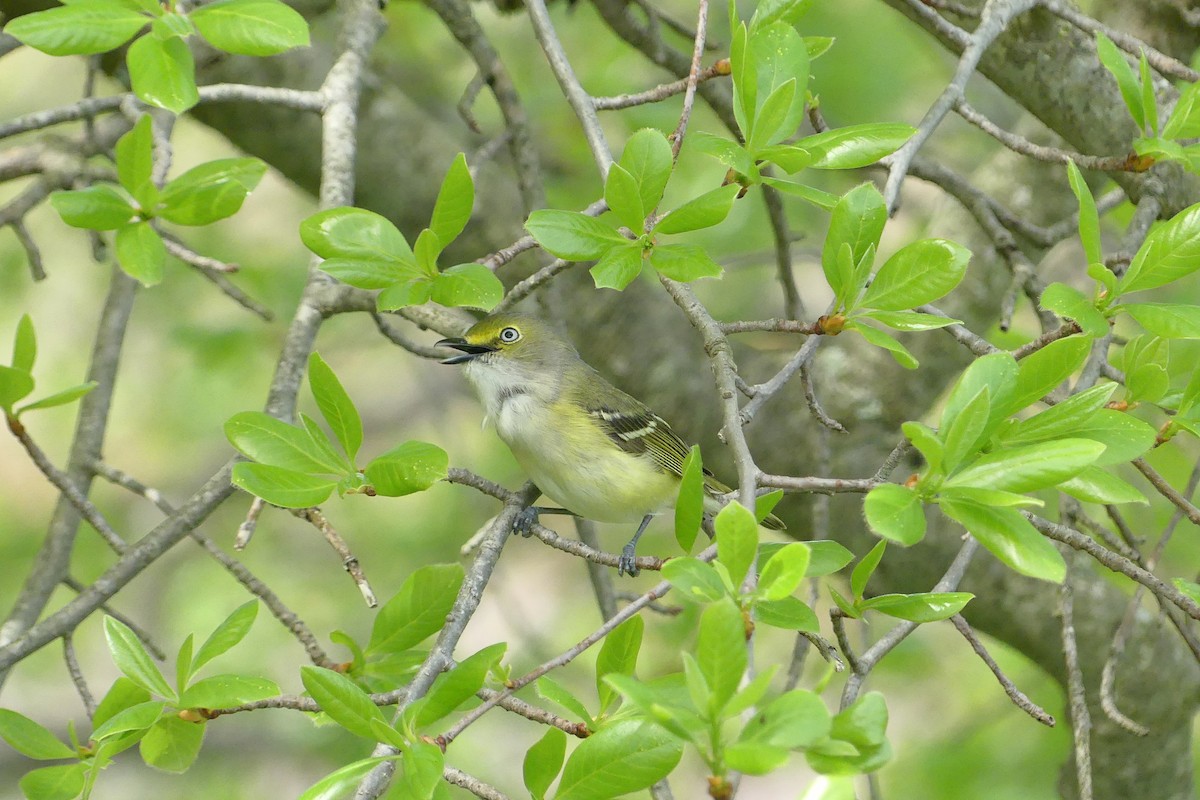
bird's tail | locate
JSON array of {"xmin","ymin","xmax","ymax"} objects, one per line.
[{"xmin": 702, "ymin": 475, "xmax": 786, "ymax": 530}]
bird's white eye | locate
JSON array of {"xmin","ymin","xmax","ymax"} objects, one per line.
[{"xmin": 499, "ymin": 327, "xmax": 521, "ymax": 343}]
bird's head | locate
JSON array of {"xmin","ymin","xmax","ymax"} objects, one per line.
[{"xmin": 436, "ymin": 313, "xmax": 577, "ymax": 375}]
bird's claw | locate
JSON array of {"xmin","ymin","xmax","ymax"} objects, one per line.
[
  {"xmin": 513, "ymin": 506, "xmax": 539, "ymax": 537},
  {"xmin": 617, "ymin": 544, "xmax": 640, "ymax": 577}
]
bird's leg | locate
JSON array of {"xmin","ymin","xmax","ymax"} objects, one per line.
[
  {"xmin": 619, "ymin": 514, "xmax": 654, "ymax": 577},
  {"xmin": 512, "ymin": 506, "xmax": 576, "ymax": 536}
]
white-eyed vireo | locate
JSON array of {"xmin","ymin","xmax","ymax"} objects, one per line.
[{"xmin": 437, "ymin": 312, "xmax": 783, "ymax": 575}]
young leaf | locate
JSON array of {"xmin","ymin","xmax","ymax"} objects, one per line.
[
  {"xmin": 536, "ymin": 676, "xmax": 594, "ymax": 725},
  {"xmin": 50, "ymin": 185, "xmax": 137, "ymax": 230},
  {"xmin": 431, "ymin": 263, "xmax": 505, "ymax": 311},
  {"xmin": 1066, "ymin": 161, "xmax": 1103, "ymax": 266},
  {"xmin": 999, "ymin": 382, "xmax": 1116, "ymax": 446},
  {"xmin": 596, "ymin": 616, "xmax": 644, "ymax": 714},
  {"xmin": 90, "ymin": 699, "xmax": 164, "ymax": 742},
  {"xmin": 749, "ymin": 78, "xmax": 798, "ymax": 151},
  {"xmin": 115, "ymin": 221, "xmax": 167, "ymax": 286},
  {"xmin": 698, "ymin": 598, "xmax": 748, "ymax": 714},
  {"xmin": 688, "ymin": 131, "xmax": 754, "ymax": 175},
  {"xmin": 1118, "ymin": 202, "xmax": 1200, "ymax": 295},
  {"xmin": 300, "ymin": 666, "xmax": 387, "ymax": 740},
  {"xmin": 0, "ymin": 710, "xmax": 77, "ymax": 760},
  {"xmin": 755, "ymin": 595, "xmax": 820, "ymax": 631},
  {"xmin": 1039, "ymin": 282, "xmax": 1108, "ymax": 336},
  {"xmin": 1006, "ymin": 335, "xmax": 1091, "ymax": 413},
  {"xmin": 661, "ymin": 557, "xmax": 729, "ymax": 603},
  {"xmin": 654, "ymin": 184, "xmax": 741, "ymax": 235},
  {"xmin": 796, "ymin": 123, "xmax": 916, "ymax": 169},
  {"xmin": 845, "ymin": 323, "xmax": 918, "ymax": 369},
  {"xmin": 19, "ymin": 764, "xmax": 86, "ymax": 800},
  {"xmin": 11, "ymin": 315, "xmax": 35, "ymax": 374},
  {"xmin": 428, "ymin": 153, "xmax": 473, "ymax": 248},
  {"xmin": 1058, "ymin": 467, "xmax": 1148, "ymax": 505},
  {"xmin": 822, "ymin": 183, "xmax": 886, "ymax": 306},
  {"xmin": 619, "ymin": 128, "xmax": 674, "ymax": 211},
  {"xmin": 1095, "ymin": 32, "xmax": 1146, "ymax": 130},
  {"xmin": 225, "ymin": 411, "xmax": 348, "ymax": 474},
  {"xmin": 4, "ymin": 2, "xmax": 149, "ymax": 56},
  {"xmin": 1124, "ymin": 303, "xmax": 1200, "ymax": 339},
  {"xmin": 308, "ymin": 353, "xmax": 363, "ymax": 463},
  {"xmin": 525, "ymin": 210, "xmax": 626, "ymax": 260},
  {"xmin": 715, "ymin": 502, "xmax": 758, "ymax": 588},
  {"xmin": 117, "ymin": 115, "xmax": 156, "ymax": 209},
  {"xmin": 140, "ymin": 715, "xmax": 205, "ymax": 772},
  {"xmin": 298, "ymin": 756, "xmax": 403, "ymax": 800},
  {"xmin": 300, "ymin": 207, "xmax": 414, "ymax": 263},
  {"xmin": 413, "ymin": 643, "xmax": 506, "ymax": 728},
  {"xmin": 761, "ymin": 177, "xmax": 838, "ymax": 209},
  {"xmin": 851, "ymin": 540, "xmax": 886, "ymax": 601},
  {"xmin": 858, "ymin": 592, "xmax": 973, "ymax": 622},
  {"xmin": 1165, "ymin": 80, "xmax": 1200, "ymax": 139},
  {"xmin": 939, "ymin": 352, "xmax": 1018, "ymax": 439},
  {"xmin": 1139, "ymin": 52, "xmax": 1158, "ymax": 136},
  {"xmin": 104, "ymin": 616, "xmax": 176, "ymax": 701},
  {"xmin": 1067, "ymin": 410, "xmax": 1156, "ymax": 466},
  {"xmin": 189, "ymin": 0, "xmax": 310, "ymax": 56},
  {"xmin": 554, "ymin": 720, "xmax": 683, "ymax": 800},
  {"xmin": 364, "ymin": 440, "xmax": 449, "ymax": 496},
  {"xmin": 127, "ymin": 34, "xmax": 199, "ymax": 114},
  {"xmin": 648, "ymin": 243, "xmax": 723, "ymax": 282},
  {"xmin": 860, "ymin": 239, "xmax": 970, "ymax": 311},
  {"xmin": 757, "ymin": 542, "xmax": 811, "ymax": 601},
  {"xmin": 862, "ymin": 484, "xmax": 925, "ymax": 546},
  {"xmin": 590, "ymin": 243, "xmax": 644, "ymax": 291},
  {"xmin": 178, "ymin": 675, "xmax": 279, "ymax": 708},
  {"xmin": 230, "ymin": 463, "xmax": 336, "ymax": 508},
  {"xmin": 377, "ymin": 278, "xmax": 433, "ymax": 310},
  {"xmin": 939, "ymin": 500, "xmax": 1066, "ymax": 583},
  {"xmin": 92, "ymin": 677, "xmax": 153, "ymax": 731},
  {"xmin": 0, "ymin": 366, "xmax": 35, "ymax": 414},
  {"xmin": 740, "ymin": 689, "xmax": 831, "ymax": 749},
  {"xmin": 368, "ymin": 564, "xmax": 464, "ymax": 656},
  {"xmin": 674, "ymin": 446, "xmax": 704, "ymax": 553},
  {"xmin": 158, "ymin": 158, "xmax": 267, "ymax": 226},
  {"xmin": 604, "ymin": 163, "xmax": 645, "ymax": 232},
  {"xmin": 946, "ymin": 439, "xmax": 1105, "ymax": 492},
  {"xmin": 902, "ymin": 421, "xmax": 944, "ymax": 473},
  {"xmin": 749, "ymin": 23, "xmax": 808, "ymax": 146},
  {"xmin": 524, "ymin": 728, "xmax": 567, "ymax": 800},
  {"xmin": 860, "ymin": 310, "xmax": 960, "ymax": 331},
  {"xmin": 941, "ymin": 386, "xmax": 991, "ymax": 472},
  {"xmin": 192, "ymin": 601, "xmax": 259, "ymax": 674}
]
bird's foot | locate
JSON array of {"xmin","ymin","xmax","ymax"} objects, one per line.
[
  {"xmin": 617, "ymin": 543, "xmax": 640, "ymax": 577},
  {"xmin": 513, "ymin": 506, "xmax": 540, "ymax": 537}
]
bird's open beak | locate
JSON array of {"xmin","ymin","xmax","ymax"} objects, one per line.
[{"xmin": 436, "ymin": 337, "xmax": 496, "ymax": 365}]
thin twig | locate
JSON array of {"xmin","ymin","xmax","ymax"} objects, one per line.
[
  {"xmin": 950, "ymin": 614, "xmax": 1054, "ymax": 726},
  {"xmin": 594, "ymin": 63, "xmax": 728, "ymax": 110},
  {"xmin": 1060, "ymin": 570, "xmax": 1094, "ymax": 800},
  {"xmin": 63, "ymin": 634, "xmax": 96, "ymax": 718},
  {"xmin": 293, "ymin": 507, "xmax": 377, "ymax": 608}
]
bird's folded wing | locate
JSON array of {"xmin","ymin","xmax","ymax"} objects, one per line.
[{"xmin": 587, "ymin": 406, "xmax": 694, "ymax": 478}]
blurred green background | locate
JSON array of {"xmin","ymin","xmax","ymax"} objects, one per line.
[{"xmin": 2, "ymin": 0, "xmax": 1190, "ymax": 797}]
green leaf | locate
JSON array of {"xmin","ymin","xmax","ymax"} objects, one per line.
[
  {"xmin": 178, "ymin": 674, "xmax": 279, "ymax": 708},
  {"xmin": 861, "ymin": 239, "xmax": 970, "ymax": 311},
  {"xmin": 940, "ymin": 352, "xmax": 1018, "ymax": 439},
  {"xmin": 1165, "ymin": 80, "xmax": 1200, "ymax": 139},
  {"xmin": 18, "ymin": 764, "xmax": 86, "ymax": 800},
  {"xmin": 863, "ymin": 484, "xmax": 925, "ymax": 546},
  {"xmin": 18, "ymin": 383, "xmax": 98, "ymax": 417},
  {"xmin": 1058, "ymin": 467, "xmax": 1148, "ymax": 505},
  {"xmin": 377, "ymin": 278, "xmax": 433, "ymax": 310},
  {"xmin": 749, "ymin": 78, "xmax": 797, "ymax": 150},
  {"xmin": 1039, "ymin": 282, "xmax": 1108, "ymax": 336},
  {"xmin": 192, "ymin": 601, "xmax": 258, "ymax": 674},
  {"xmin": 1139, "ymin": 52, "xmax": 1158, "ymax": 135},
  {"xmin": 1096, "ymin": 32, "xmax": 1146, "ymax": 130},
  {"xmin": 687, "ymin": 131, "xmax": 753, "ymax": 175},
  {"xmin": 948, "ymin": 438, "xmax": 1105, "ymax": 492},
  {"xmin": 939, "ymin": 500, "xmax": 1066, "ymax": 583},
  {"xmin": 619, "ymin": 129, "xmax": 674, "ymax": 211},
  {"xmin": 1000, "ymin": 382, "xmax": 1115, "ymax": 446},
  {"xmin": 757, "ymin": 144, "xmax": 813, "ymax": 173},
  {"xmin": 175, "ymin": 634, "xmax": 194, "ymax": 693},
  {"xmin": 760, "ymin": 177, "xmax": 838, "ymax": 209},
  {"xmin": 661, "ymin": 557, "xmax": 729, "ymax": 602},
  {"xmin": 604, "ymin": 163, "xmax": 645, "ymax": 232},
  {"xmin": 698, "ymin": 598, "xmax": 747, "ymax": 714},
  {"xmin": 755, "ymin": 595, "xmax": 820, "ymax": 631},
  {"xmin": 431, "ymin": 263, "xmax": 504, "ymax": 311},
  {"xmin": 752, "ymin": 0, "xmax": 815, "ymax": 27},
  {"xmin": 1173, "ymin": 578, "xmax": 1200, "ymax": 605},
  {"xmin": 364, "ymin": 440, "xmax": 448, "ymax": 496},
  {"xmin": 423, "ymin": 152, "xmax": 474, "ymax": 249},
  {"xmin": 730, "ymin": 21, "xmax": 756, "ymax": 139},
  {"xmin": 851, "ymin": 541, "xmax": 886, "ymax": 601},
  {"xmin": 858, "ymin": 592, "xmax": 973, "ymax": 622},
  {"xmin": 724, "ymin": 742, "xmax": 790, "ymax": 775},
  {"xmin": 301, "ymin": 666, "xmax": 386, "ymax": 740},
  {"xmin": 189, "ymin": 0, "xmax": 309, "ymax": 55},
  {"xmin": 1119, "ymin": 202, "xmax": 1200, "ymax": 294},
  {"xmin": 307, "ymin": 353, "xmax": 362, "ymax": 463},
  {"xmin": 942, "ymin": 386, "xmax": 991, "ymax": 472},
  {"xmin": 674, "ymin": 446, "xmax": 704, "ymax": 553},
  {"xmin": 301, "ymin": 207, "xmax": 414, "ymax": 263},
  {"xmin": 93, "ymin": 677, "xmax": 152, "ymax": 730},
  {"xmin": 749, "ymin": 23, "xmax": 808, "ymax": 147},
  {"xmin": 525, "ymin": 210, "xmax": 626, "ymax": 261},
  {"xmin": 225, "ymin": 411, "xmax": 347, "ymax": 474},
  {"xmin": 104, "ymin": 616, "xmax": 176, "ymax": 700},
  {"xmin": 50, "ymin": 185, "xmax": 136, "ymax": 230},
  {"xmin": 10, "ymin": 315, "xmax": 35, "ymax": 375},
  {"xmin": 860, "ymin": 310, "xmax": 959, "ymax": 331},
  {"xmin": 413, "ymin": 643, "xmax": 505, "ymax": 728},
  {"xmin": 115, "ymin": 221, "xmax": 167, "ymax": 286},
  {"xmin": 368, "ymin": 564, "xmax": 464, "ymax": 655},
  {"xmin": 1007, "ymin": 335, "xmax": 1091, "ymax": 413},
  {"xmin": 757, "ymin": 542, "xmax": 811, "ymax": 601},
  {"xmin": 140, "ymin": 716, "xmax": 205, "ymax": 772},
  {"xmin": 755, "ymin": 490, "xmax": 784, "ymax": 524},
  {"xmin": 831, "ymin": 691, "xmax": 889, "ymax": 749},
  {"xmin": 0, "ymin": 365, "xmax": 35, "ymax": 414},
  {"xmin": 1124, "ymin": 303, "xmax": 1200, "ymax": 339},
  {"xmin": 418, "ymin": 228, "xmax": 445, "ymax": 276},
  {"xmin": 937, "ymin": 486, "xmax": 1044, "ymax": 508},
  {"xmin": 648, "ymin": 243, "xmax": 723, "ymax": 282},
  {"xmin": 1066, "ymin": 161, "xmax": 1103, "ymax": 266},
  {"xmin": 154, "ymin": 11, "xmax": 194, "ymax": 38},
  {"xmin": 1123, "ymin": 334, "xmax": 1170, "ymax": 404},
  {"xmin": 655, "ymin": 184, "xmax": 741, "ymax": 235},
  {"xmin": 804, "ymin": 541, "xmax": 854, "ymax": 576},
  {"xmin": 159, "ymin": 158, "xmax": 267, "ymax": 225},
  {"xmin": 231, "ymin": 463, "xmax": 336, "ymax": 508},
  {"xmin": 902, "ymin": 421, "xmax": 943, "ymax": 473},
  {"xmin": 299, "ymin": 757, "xmax": 403, "ymax": 800},
  {"xmin": 318, "ymin": 257, "xmax": 421, "ymax": 289},
  {"xmin": 536, "ymin": 676, "xmax": 593, "ymax": 724},
  {"xmin": 555, "ymin": 720, "xmax": 683, "ymax": 800},
  {"xmin": 524, "ymin": 728, "xmax": 567, "ymax": 800},
  {"xmin": 91, "ymin": 699, "xmax": 164, "ymax": 742},
  {"xmin": 1068, "ymin": 410, "xmax": 1156, "ymax": 466},
  {"xmin": 741, "ymin": 689, "xmax": 831, "ymax": 749},
  {"xmin": 796, "ymin": 123, "xmax": 916, "ymax": 169},
  {"xmin": 715, "ymin": 502, "xmax": 758, "ymax": 587},
  {"xmin": 127, "ymin": 34, "xmax": 198, "ymax": 113},
  {"xmin": 822, "ymin": 183, "xmax": 886, "ymax": 306},
  {"xmin": 4, "ymin": 2, "xmax": 148, "ymax": 55},
  {"xmin": 596, "ymin": 616, "xmax": 643, "ymax": 714},
  {"xmin": 0, "ymin": 709, "xmax": 76, "ymax": 760},
  {"xmin": 117, "ymin": 115, "xmax": 156, "ymax": 209},
  {"xmin": 846, "ymin": 323, "xmax": 917, "ymax": 369},
  {"xmin": 589, "ymin": 244, "xmax": 644, "ymax": 291}
]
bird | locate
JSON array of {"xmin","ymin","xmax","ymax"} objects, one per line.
[{"xmin": 436, "ymin": 312, "xmax": 783, "ymax": 575}]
